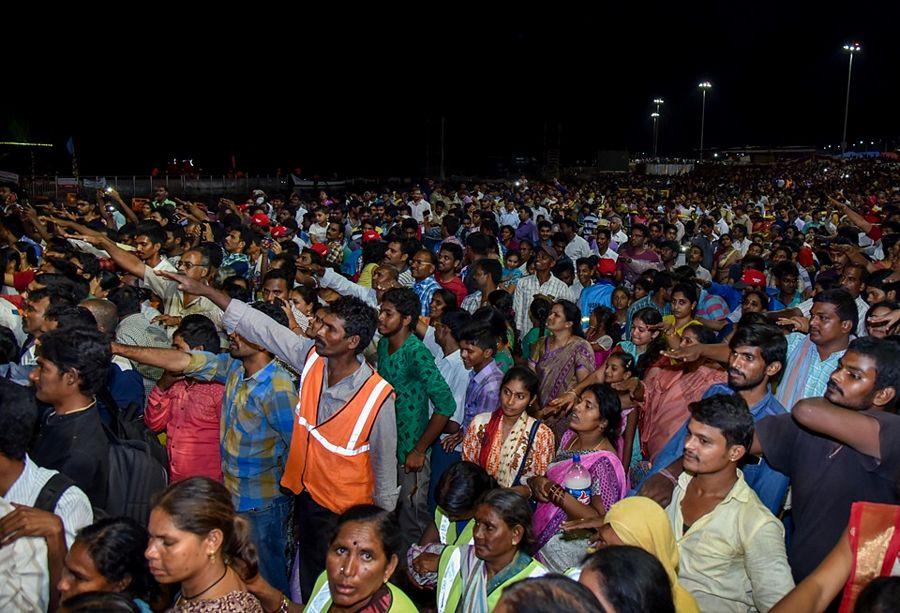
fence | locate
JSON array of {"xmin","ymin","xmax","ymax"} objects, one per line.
[{"xmin": 23, "ymin": 175, "xmax": 365, "ymax": 200}]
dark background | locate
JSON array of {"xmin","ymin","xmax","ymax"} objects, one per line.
[{"xmin": 3, "ymin": 4, "xmax": 897, "ymax": 177}]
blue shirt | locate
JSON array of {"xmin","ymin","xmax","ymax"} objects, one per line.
[
  {"xmin": 579, "ymin": 281, "xmax": 615, "ymax": 330},
  {"xmin": 413, "ymin": 276, "xmax": 442, "ymax": 317},
  {"xmin": 633, "ymin": 383, "xmax": 790, "ymax": 514}
]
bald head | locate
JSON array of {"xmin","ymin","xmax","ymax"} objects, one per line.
[{"xmin": 80, "ymin": 299, "xmax": 119, "ymax": 336}]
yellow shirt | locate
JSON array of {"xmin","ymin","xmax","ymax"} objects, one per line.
[{"xmin": 666, "ymin": 470, "xmax": 794, "ymax": 612}]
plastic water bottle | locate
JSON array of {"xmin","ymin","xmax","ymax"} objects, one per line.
[{"xmin": 564, "ymin": 453, "xmax": 592, "ymax": 505}]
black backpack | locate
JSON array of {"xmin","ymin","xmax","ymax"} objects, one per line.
[
  {"xmin": 34, "ymin": 472, "xmax": 107, "ymax": 520},
  {"xmin": 98, "ymin": 390, "xmax": 169, "ymax": 525},
  {"xmin": 99, "ymin": 388, "xmax": 169, "ymax": 472}
]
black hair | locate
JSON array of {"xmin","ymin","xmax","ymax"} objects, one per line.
[
  {"xmin": 590, "ymin": 305, "xmax": 617, "ymax": 340},
  {"xmin": 73, "ymin": 517, "xmax": 155, "ymax": 602},
  {"xmin": 37, "ymin": 327, "xmax": 111, "ymax": 395},
  {"xmin": 46, "ymin": 305, "xmax": 98, "ymax": 331},
  {"xmin": 498, "ymin": 575, "xmax": 604, "ymax": 613},
  {"xmin": 381, "ymin": 287, "xmax": 420, "ymax": 330},
  {"xmin": 529, "ymin": 295, "xmax": 553, "ymax": 339},
  {"xmin": 866, "ymin": 268, "xmax": 894, "ymax": 290},
  {"xmin": 554, "ymin": 299, "xmax": 586, "ymax": 339},
  {"xmin": 439, "ymin": 241, "xmax": 464, "ymax": 263},
  {"xmin": 681, "ymin": 322, "xmax": 718, "ymax": 345},
  {"xmin": 0, "ymin": 378, "xmax": 38, "ymax": 460},
  {"xmin": 329, "ymin": 295, "xmax": 379, "ymax": 354},
  {"xmin": 741, "ymin": 287, "xmax": 769, "ymax": 309},
  {"xmin": 221, "ymin": 276, "xmax": 252, "ymax": 303},
  {"xmin": 97, "ymin": 269, "xmax": 121, "ymax": 295},
  {"xmin": 400, "ymin": 217, "xmax": 419, "ymax": 232},
  {"xmin": 813, "ymin": 288, "xmax": 859, "ymax": 333},
  {"xmin": 262, "ymin": 267, "xmax": 293, "ymax": 289},
  {"xmin": 435, "ymin": 461, "xmax": 497, "ymax": 518},
  {"xmin": 670, "ymin": 282, "xmax": 699, "ymax": 307},
  {"xmin": 651, "ymin": 271, "xmax": 674, "ymax": 293},
  {"xmin": 476, "ymin": 488, "xmax": 535, "ymax": 555},
  {"xmin": 361, "ymin": 239, "xmax": 388, "ymax": 267},
  {"xmin": 72, "ymin": 251, "xmax": 101, "ymax": 281},
  {"xmin": 0, "ymin": 326, "xmax": 19, "ymax": 363},
  {"xmin": 134, "ymin": 221, "xmax": 166, "ymax": 248},
  {"xmin": 465, "ymin": 232, "xmax": 492, "ymax": 256},
  {"xmin": 630, "ymin": 223, "xmax": 650, "ymax": 237},
  {"xmin": 458, "ymin": 321, "xmax": 499, "ymax": 355},
  {"xmin": 474, "ymin": 258, "xmax": 503, "ymax": 285},
  {"xmin": 174, "ymin": 314, "xmax": 221, "ymax": 354},
  {"xmin": 631, "ymin": 307, "xmax": 666, "ymax": 377},
  {"xmin": 442, "ymin": 215, "xmax": 461, "ymax": 237},
  {"xmin": 581, "ymin": 546, "xmax": 675, "ymax": 613},
  {"xmin": 249, "ymin": 300, "xmax": 289, "ymax": 329},
  {"xmin": 153, "ymin": 477, "xmax": 258, "ymax": 581},
  {"xmin": 332, "ymin": 504, "xmax": 401, "ymax": 562},
  {"xmin": 290, "ymin": 285, "xmax": 319, "ymax": 307},
  {"xmin": 633, "ymin": 277, "xmax": 653, "ymax": 296},
  {"xmin": 432, "ymin": 288, "xmax": 459, "ymax": 313},
  {"xmin": 581, "ymin": 383, "xmax": 623, "ymax": 445},
  {"xmin": 438, "ymin": 310, "xmax": 471, "ymax": 343},
  {"xmin": 772, "ymin": 261, "xmax": 799, "ymax": 280},
  {"xmin": 28, "ymin": 285, "xmax": 79, "ymax": 314},
  {"xmin": 854, "ymin": 577, "xmax": 900, "ymax": 613},
  {"xmin": 847, "ymin": 337, "xmax": 900, "ymax": 408},
  {"xmin": 60, "ymin": 592, "xmax": 140, "ymax": 612},
  {"xmin": 501, "ymin": 365, "xmax": 540, "ymax": 404},
  {"xmin": 689, "ymin": 393, "xmax": 754, "ymax": 450},
  {"xmin": 106, "ymin": 286, "xmax": 143, "ymax": 318},
  {"xmin": 730, "ymin": 322, "xmax": 788, "ymax": 383}
]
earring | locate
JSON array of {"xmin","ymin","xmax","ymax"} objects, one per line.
[{"xmin": 208, "ymin": 552, "xmax": 216, "ymax": 564}]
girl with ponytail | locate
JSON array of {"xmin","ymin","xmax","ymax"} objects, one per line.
[{"xmin": 145, "ymin": 477, "xmax": 263, "ymax": 612}]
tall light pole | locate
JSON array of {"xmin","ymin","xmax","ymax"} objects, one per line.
[
  {"xmin": 652, "ymin": 98, "xmax": 664, "ymax": 156},
  {"xmin": 841, "ymin": 42, "xmax": 862, "ymax": 155},
  {"xmin": 698, "ymin": 81, "xmax": 712, "ymax": 161}
]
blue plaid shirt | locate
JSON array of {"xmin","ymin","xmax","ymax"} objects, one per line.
[
  {"xmin": 184, "ymin": 351, "xmax": 297, "ymax": 512},
  {"xmin": 624, "ymin": 294, "xmax": 671, "ymax": 338},
  {"xmin": 414, "ymin": 276, "xmax": 442, "ymax": 316}
]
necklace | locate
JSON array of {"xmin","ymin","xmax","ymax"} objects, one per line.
[{"xmin": 178, "ymin": 566, "xmax": 228, "ymax": 603}]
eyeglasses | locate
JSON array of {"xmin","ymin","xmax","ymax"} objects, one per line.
[{"xmin": 176, "ymin": 261, "xmax": 207, "ymax": 271}]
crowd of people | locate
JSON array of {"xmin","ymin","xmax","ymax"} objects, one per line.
[{"xmin": 0, "ymin": 156, "xmax": 899, "ymax": 612}]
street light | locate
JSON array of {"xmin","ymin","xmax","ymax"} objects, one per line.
[
  {"xmin": 841, "ymin": 42, "xmax": 862, "ymax": 154},
  {"xmin": 650, "ymin": 112, "xmax": 661, "ymax": 156},
  {"xmin": 698, "ymin": 81, "xmax": 712, "ymax": 161},
  {"xmin": 652, "ymin": 98, "xmax": 664, "ymax": 156}
]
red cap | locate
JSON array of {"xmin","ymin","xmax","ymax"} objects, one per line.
[
  {"xmin": 362, "ymin": 229, "xmax": 381, "ymax": 243},
  {"xmin": 596, "ymin": 258, "xmax": 617, "ymax": 276},
  {"xmin": 310, "ymin": 243, "xmax": 328, "ymax": 256},
  {"xmin": 736, "ymin": 268, "xmax": 766, "ymax": 288},
  {"xmin": 270, "ymin": 225, "xmax": 288, "ymax": 238},
  {"xmin": 250, "ymin": 212, "xmax": 270, "ymax": 228}
]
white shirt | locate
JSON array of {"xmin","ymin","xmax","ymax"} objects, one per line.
[
  {"xmin": 512, "ymin": 274, "xmax": 574, "ymax": 335},
  {"xmin": 461, "ymin": 291, "xmax": 483, "ymax": 314},
  {"xmin": 0, "ymin": 297, "xmax": 25, "ymax": 345},
  {"xmin": 309, "ymin": 222, "xmax": 329, "ymax": 244},
  {"xmin": 716, "ymin": 218, "xmax": 731, "ymax": 237},
  {"xmin": 564, "ymin": 235, "xmax": 593, "ymax": 262},
  {"xmin": 431, "ymin": 350, "xmax": 468, "ymax": 449},
  {"xmin": 734, "ymin": 237, "xmax": 752, "ymax": 257},
  {"xmin": 6, "ymin": 455, "xmax": 94, "ymax": 549},
  {"xmin": 408, "ymin": 199, "xmax": 432, "ymax": 223},
  {"xmin": 0, "ymin": 497, "xmax": 46, "ymax": 612},
  {"xmin": 667, "ymin": 471, "xmax": 794, "ymax": 612},
  {"xmin": 594, "ymin": 246, "xmax": 619, "ymax": 261},
  {"xmin": 138, "ymin": 257, "xmax": 177, "ymax": 290},
  {"xmin": 611, "ymin": 229, "xmax": 629, "ymax": 248},
  {"xmin": 531, "ymin": 206, "xmax": 551, "ymax": 223}
]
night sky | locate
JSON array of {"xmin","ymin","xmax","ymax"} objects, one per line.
[{"xmin": 3, "ymin": 4, "xmax": 897, "ymax": 177}]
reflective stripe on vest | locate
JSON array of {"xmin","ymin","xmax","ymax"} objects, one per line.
[
  {"xmin": 438, "ymin": 512, "xmax": 451, "ymax": 544},
  {"xmin": 437, "ymin": 546, "xmax": 462, "ymax": 613},
  {"xmin": 295, "ymin": 377, "xmax": 390, "ymax": 456},
  {"xmin": 306, "ymin": 581, "xmax": 331, "ymax": 613}
]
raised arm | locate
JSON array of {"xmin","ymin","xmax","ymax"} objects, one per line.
[
  {"xmin": 791, "ymin": 397, "xmax": 884, "ymax": 459},
  {"xmin": 74, "ymin": 234, "xmax": 146, "ymax": 279},
  {"xmin": 112, "ymin": 342, "xmax": 193, "ymax": 372},
  {"xmin": 104, "ymin": 188, "xmax": 140, "ymax": 225}
]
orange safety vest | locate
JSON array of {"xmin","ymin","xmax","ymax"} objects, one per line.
[{"xmin": 281, "ymin": 348, "xmax": 394, "ymax": 514}]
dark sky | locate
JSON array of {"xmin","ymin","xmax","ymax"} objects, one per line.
[{"xmin": 3, "ymin": 4, "xmax": 897, "ymax": 177}]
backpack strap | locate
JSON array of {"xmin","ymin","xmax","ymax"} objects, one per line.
[{"xmin": 34, "ymin": 472, "xmax": 76, "ymax": 513}]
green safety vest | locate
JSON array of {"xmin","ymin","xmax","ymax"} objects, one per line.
[{"xmin": 306, "ymin": 571, "xmax": 417, "ymax": 613}]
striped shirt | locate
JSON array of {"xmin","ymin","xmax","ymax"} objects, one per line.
[
  {"xmin": 184, "ymin": 351, "xmax": 297, "ymax": 512},
  {"xmin": 775, "ymin": 333, "xmax": 845, "ymax": 412},
  {"xmin": 464, "ymin": 360, "xmax": 504, "ymax": 428},
  {"xmin": 512, "ymin": 274, "xmax": 574, "ymax": 335},
  {"xmin": 413, "ymin": 276, "xmax": 442, "ymax": 316}
]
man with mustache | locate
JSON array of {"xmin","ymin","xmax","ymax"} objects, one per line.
[
  {"xmin": 638, "ymin": 323, "xmax": 790, "ymax": 513},
  {"xmin": 752, "ymin": 336, "xmax": 900, "ymax": 584},
  {"xmin": 145, "ymin": 271, "xmax": 400, "ymax": 601},
  {"xmin": 664, "ymin": 393, "xmax": 795, "ymax": 612}
]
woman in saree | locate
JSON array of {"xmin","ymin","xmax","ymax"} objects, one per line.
[
  {"xmin": 462, "ymin": 366, "xmax": 555, "ymax": 496},
  {"xmin": 529, "ymin": 299, "xmax": 595, "ymax": 440},
  {"xmin": 771, "ymin": 501, "xmax": 900, "ymax": 613},
  {"xmin": 408, "ymin": 462, "xmax": 496, "ymax": 589},
  {"xmin": 562, "ymin": 496, "xmax": 700, "ymax": 613},
  {"xmin": 528, "ymin": 383, "xmax": 627, "ymax": 572},
  {"xmin": 436, "ymin": 489, "xmax": 547, "ymax": 613}
]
